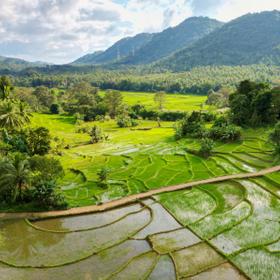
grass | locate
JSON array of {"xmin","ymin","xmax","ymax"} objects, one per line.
[
  {"xmin": 2, "ymin": 88, "xmax": 280, "ymax": 279},
  {"xmin": 99, "ymin": 90, "xmax": 209, "ymax": 112},
  {"xmin": 28, "ymin": 113, "xmax": 277, "ymax": 209}
]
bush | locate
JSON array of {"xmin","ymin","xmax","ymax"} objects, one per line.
[
  {"xmin": 31, "ymin": 180, "xmax": 68, "ymax": 210},
  {"xmin": 270, "ymin": 122, "xmax": 280, "ymax": 156},
  {"xmin": 201, "ymin": 112, "xmax": 216, "ymax": 122},
  {"xmin": 25, "ymin": 127, "xmax": 51, "ymax": 155},
  {"xmin": 208, "ymin": 115, "xmax": 241, "ymax": 142},
  {"xmin": 116, "ymin": 115, "xmax": 138, "ymax": 128},
  {"xmin": 89, "ymin": 125, "xmax": 107, "ymax": 143},
  {"xmin": 138, "ymin": 109, "xmax": 159, "ymax": 120},
  {"xmin": 29, "ymin": 155, "xmax": 64, "ymax": 182},
  {"xmin": 84, "ymin": 105, "xmax": 107, "ymax": 121},
  {"xmin": 174, "ymin": 112, "xmax": 206, "ymax": 140},
  {"xmin": 159, "ymin": 111, "xmax": 186, "ymax": 121},
  {"xmin": 2, "ymin": 129, "xmax": 28, "ymax": 153},
  {"xmin": 50, "ymin": 103, "xmax": 60, "ymax": 114},
  {"xmin": 209, "ymin": 124, "xmax": 241, "ymax": 142},
  {"xmin": 97, "ymin": 167, "xmax": 110, "ymax": 188},
  {"xmin": 199, "ymin": 138, "xmax": 214, "ymax": 158}
]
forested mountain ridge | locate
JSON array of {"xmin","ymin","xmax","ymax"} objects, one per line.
[
  {"xmin": 73, "ymin": 17, "xmax": 223, "ymax": 66},
  {"xmin": 156, "ymin": 10, "xmax": 280, "ymax": 71},
  {"xmin": 73, "ymin": 33, "xmax": 154, "ymax": 65},
  {"xmin": 117, "ymin": 17, "xmax": 223, "ymax": 65},
  {"xmin": 73, "ymin": 51, "xmax": 103, "ymax": 65},
  {"xmin": 0, "ymin": 56, "xmax": 47, "ymax": 71}
]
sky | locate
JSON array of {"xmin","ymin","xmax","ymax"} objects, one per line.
[{"xmin": 0, "ymin": 0, "xmax": 279, "ymax": 64}]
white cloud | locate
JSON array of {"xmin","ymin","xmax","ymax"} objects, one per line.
[
  {"xmin": 215, "ymin": 0, "xmax": 280, "ymax": 21},
  {"xmin": 0, "ymin": 0, "xmax": 279, "ymax": 63}
]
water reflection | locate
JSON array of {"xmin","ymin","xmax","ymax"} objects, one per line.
[{"xmin": 0, "ymin": 219, "xmax": 65, "ymax": 261}]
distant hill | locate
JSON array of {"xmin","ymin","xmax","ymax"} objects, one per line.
[
  {"xmin": 73, "ymin": 51, "xmax": 104, "ymax": 65},
  {"xmin": 156, "ymin": 10, "xmax": 280, "ymax": 71},
  {"xmin": 119, "ymin": 17, "xmax": 223, "ymax": 65},
  {"xmin": 73, "ymin": 33, "xmax": 154, "ymax": 65},
  {"xmin": 0, "ymin": 56, "xmax": 48, "ymax": 71}
]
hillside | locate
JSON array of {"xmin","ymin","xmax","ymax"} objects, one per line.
[
  {"xmin": 73, "ymin": 51, "xmax": 103, "ymax": 65},
  {"xmin": 73, "ymin": 33, "xmax": 154, "ymax": 65},
  {"xmin": 156, "ymin": 10, "xmax": 280, "ymax": 71},
  {"xmin": 0, "ymin": 56, "xmax": 47, "ymax": 71},
  {"xmin": 119, "ymin": 17, "xmax": 223, "ymax": 65}
]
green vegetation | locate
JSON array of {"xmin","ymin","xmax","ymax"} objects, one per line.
[
  {"xmin": 0, "ymin": 76, "xmax": 279, "ymax": 279},
  {"xmin": 157, "ymin": 11, "xmax": 280, "ymax": 71}
]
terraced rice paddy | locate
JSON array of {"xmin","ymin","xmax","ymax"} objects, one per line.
[
  {"xmin": 2, "ymin": 113, "xmax": 278, "ymax": 279},
  {"xmin": 1, "ymin": 174, "xmax": 279, "ymax": 280},
  {"xmin": 28, "ymin": 114, "xmax": 276, "ymax": 209}
]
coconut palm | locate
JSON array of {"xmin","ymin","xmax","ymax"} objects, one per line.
[
  {"xmin": 18, "ymin": 101, "xmax": 32, "ymax": 124},
  {"xmin": 0, "ymin": 76, "xmax": 13, "ymax": 100},
  {"xmin": 0, "ymin": 154, "xmax": 30, "ymax": 201},
  {"xmin": 0, "ymin": 100, "xmax": 31, "ymax": 131}
]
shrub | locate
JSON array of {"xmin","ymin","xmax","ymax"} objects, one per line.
[
  {"xmin": 31, "ymin": 180, "xmax": 68, "ymax": 210},
  {"xmin": 270, "ymin": 122, "xmax": 280, "ymax": 147},
  {"xmin": 270, "ymin": 122, "xmax": 280, "ymax": 156},
  {"xmin": 97, "ymin": 167, "xmax": 110, "ymax": 188},
  {"xmin": 116, "ymin": 115, "xmax": 138, "ymax": 128},
  {"xmin": 84, "ymin": 105, "xmax": 107, "ymax": 121},
  {"xmin": 174, "ymin": 112, "xmax": 206, "ymax": 140},
  {"xmin": 208, "ymin": 115, "xmax": 241, "ymax": 142},
  {"xmin": 29, "ymin": 155, "xmax": 64, "ymax": 182},
  {"xmin": 25, "ymin": 127, "xmax": 51, "ymax": 155},
  {"xmin": 2, "ymin": 129, "xmax": 28, "ymax": 153},
  {"xmin": 199, "ymin": 138, "xmax": 214, "ymax": 158},
  {"xmin": 50, "ymin": 103, "xmax": 60, "ymax": 114},
  {"xmin": 209, "ymin": 124, "xmax": 241, "ymax": 142},
  {"xmin": 89, "ymin": 125, "xmax": 107, "ymax": 143},
  {"xmin": 159, "ymin": 111, "xmax": 186, "ymax": 121},
  {"xmin": 138, "ymin": 109, "xmax": 159, "ymax": 120}
]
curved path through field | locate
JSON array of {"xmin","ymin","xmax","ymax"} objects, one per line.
[{"xmin": 1, "ymin": 165, "xmax": 280, "ymax": 220}]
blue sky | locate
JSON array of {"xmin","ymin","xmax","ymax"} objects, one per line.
[{"xmin": 0, "ymin": 0, "xmax": 279, "ymax": 64}]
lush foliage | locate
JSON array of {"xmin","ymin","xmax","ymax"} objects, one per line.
[
  {"xmin": 199, "ymin": 138, "xmax": 214, "ymax": 158},
  {"xmin": 0, "ymin": 76, "xmax": 67, "ymax": 210},
  {"xmin": 229, "ymin": 80, "xmax": 280, "ymax": 126},
  {"xmin": 209, "ymin": 116, "xmax": 242, "ymax": 142},
  {"xmin": 156, "ymin": 11, "xmax": 280, "ymax": 71}
]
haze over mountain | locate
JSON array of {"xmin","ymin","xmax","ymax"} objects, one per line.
[
  {"xmin": 73, "ymin": 17, "xmax": 223, "ymax": 66},
  {"xmin": 156, "ymin": 10, "xmax": 280, "ymax": 71}
]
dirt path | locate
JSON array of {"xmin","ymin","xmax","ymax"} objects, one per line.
[{"xmin": 1, "ymin": 165, "xmax": 280, "ymax": 220}]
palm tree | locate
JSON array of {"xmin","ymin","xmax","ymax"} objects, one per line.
[
  {"xmin": 18, "ymin": 101, "xmax": 32, "ymax": 124},
  {"xmin": 0, "ymin": 154, "xmax": 30, "ymax": 201},
  {"xmin": 0, "ymin": 76, "xmax": 13, "ymax": 100},
  {"xmin": 0, "ymin": 100, "xmax": 31, "ymax": 131}
]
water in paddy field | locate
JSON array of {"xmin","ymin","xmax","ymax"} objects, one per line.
[{"xmin": 0, "ymin": 198, "xmax": 263, "ymax": 279}]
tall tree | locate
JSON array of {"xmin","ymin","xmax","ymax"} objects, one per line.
[
  {"xmin": 104, "ymin": 90, "xmax": 123, "ymax": 118},
  {"xmin": 26, "ymin": 127, "xmax": 51, "ymax": 156},
  {"xmin": 154, "ymin": 91, "xmax": 166, "ymax": 111},
  {"xmin": 0, "ymin": 100, "xmax": 31, "ymax": 131},
  {"xmin": 0, "ymin": 154, "xmax": 30, "ymax": 201},
  {"xmin": 0, "ymin": 76, "xmax": 13, "ymax": 100},
  {"xmin": 33, "ymin": 86, "xmax": 55, "ymax": 108}
]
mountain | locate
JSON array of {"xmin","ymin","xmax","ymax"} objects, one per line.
[
  {"xmin": 119, "ymin": 17, "xmax": 223, "ymax": 65},
  {"xmin": 73, "ymin": 51, "xmax": 103, "ymax": 64},
  {"xmin": 0, "ymin": 56, "xmax": 48, "ymax": 71},
  {"xmin": 156, "ymin": 10, "xmax": 280, "ymax": 71},
  {"xmin": 73, "ymin": 33, "xmax": 154, "ymax": 65}
]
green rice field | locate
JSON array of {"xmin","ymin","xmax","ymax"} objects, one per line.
[
  {"xmin": 0, "ymin": 111, "xmax": 279, "ymax": 279},
  {"xmin": 99, "ymin": 91, "xmax": 209, "ymax": 111}
]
